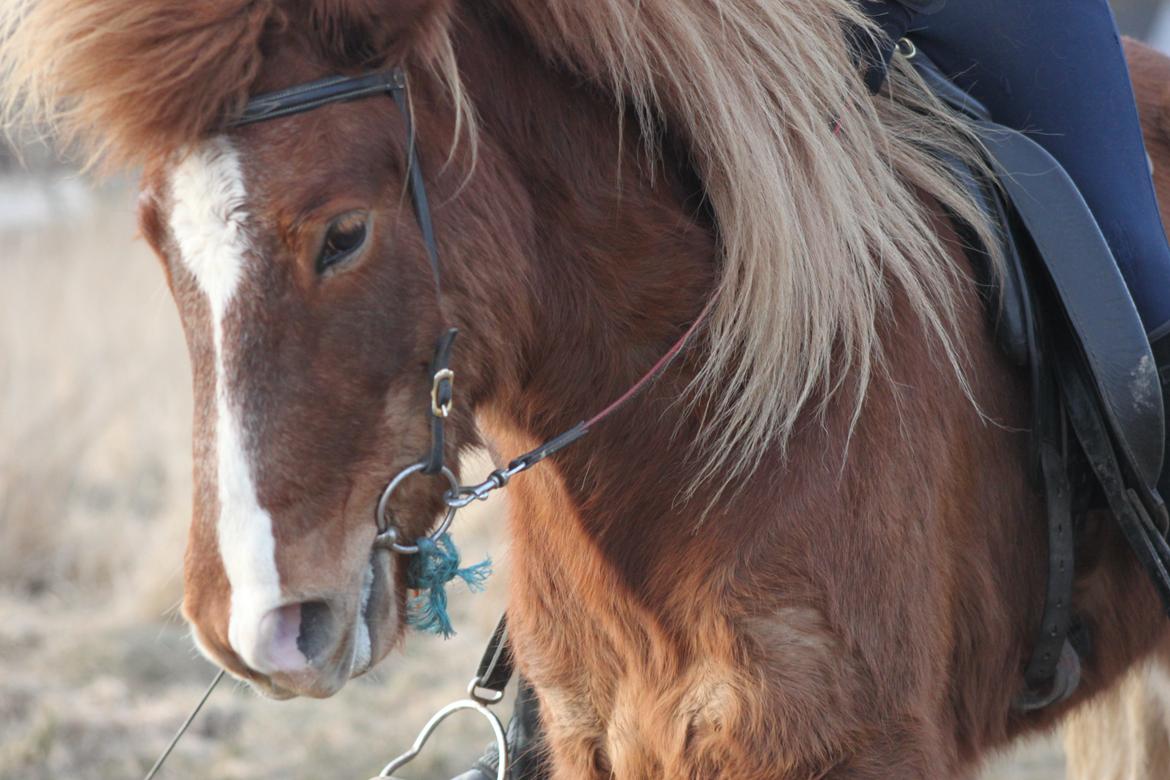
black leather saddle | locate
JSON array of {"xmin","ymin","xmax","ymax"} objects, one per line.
[{"xmin": 913, "ymin": 49, "xmax": 1170, "ymax": 711}]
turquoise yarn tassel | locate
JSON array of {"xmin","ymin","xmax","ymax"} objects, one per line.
[{"xmin": 406, "ymin": 532, "xmax": 492, "ymax": 638}]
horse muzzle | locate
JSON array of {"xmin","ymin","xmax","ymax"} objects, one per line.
[{"xmin": 192, "ymin": 549, "xmax": 398, "ymax": 699}]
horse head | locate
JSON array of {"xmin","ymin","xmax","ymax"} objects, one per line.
[{"xmin": 130, "ymin": 0, "xmax": 507, "ymax": 698}]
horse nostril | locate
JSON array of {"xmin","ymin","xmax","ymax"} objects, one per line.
[
  {"xmin": 296, "ymin": 599, "xmax": 335, "ymax": 663},
  {"xmin": 243, "ymin": 600, "xmax": 339, "ymax": 675}
]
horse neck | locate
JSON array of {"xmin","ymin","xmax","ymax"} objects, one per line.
[
  {"xmin": 440, "ymin": 17, "xmax": 1069, "ymax": 747},
  {"xmin": 444, "ymin": 9, "xmax": 741, "ymax": 576},
  {"xmin": 442, "ymin": 7, "xmax": 1010, "ymax": 598}
]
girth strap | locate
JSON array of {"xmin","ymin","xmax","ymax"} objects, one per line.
[{"xmin": 1015, "ymin": 342, "xmax": 1080, "ymax": 710}]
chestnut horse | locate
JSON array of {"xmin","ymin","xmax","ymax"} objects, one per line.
[{"xmin": 4, "ymin": 1, "xmax": 1170, "ymax": 777}]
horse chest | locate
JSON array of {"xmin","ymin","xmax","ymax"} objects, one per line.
[
  {"xmin": 502, "ymin": 468, "xmax": 858, "ymax": 778},
  {"xmin": 500, "ymin": 471, "xmax": 696, "ymax": 773},
  {"xmin": 508, "ymin": 578, "xmax": 749, "ymax": 778}
]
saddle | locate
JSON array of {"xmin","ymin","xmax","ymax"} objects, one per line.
[
  {"xmin": 912, "ymin": 50, "xmax": 1170, "ymax": 712},
  {"xmin": 448, "ymin": 50, "xmax": 1170, "ymax": 780}
]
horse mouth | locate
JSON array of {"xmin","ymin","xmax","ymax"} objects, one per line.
[{"xmin": 351, "ymin": 550, "xmax": 392, "ymax": 677}]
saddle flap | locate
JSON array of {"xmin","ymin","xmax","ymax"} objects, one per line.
[{"xmin": 977, "ymin": 121, "xmax": 1165, "ymax": 490}]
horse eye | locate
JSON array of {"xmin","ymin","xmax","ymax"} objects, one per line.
[{"xmin": 317, "ymin": 213, "xmax": 369, "ymax": 273}]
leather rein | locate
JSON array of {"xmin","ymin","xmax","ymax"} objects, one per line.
[{"xmin": 226, "ymin": 67, "xmax": 711, "ymax": 557}]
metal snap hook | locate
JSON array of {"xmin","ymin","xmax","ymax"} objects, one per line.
[
  {"xmin": 374, "ymin": 461, "xmax": 460, "ymax": 555},
  {"xmin": 376, "ymin": 697, "xmax": 508, "ymax": 780}
]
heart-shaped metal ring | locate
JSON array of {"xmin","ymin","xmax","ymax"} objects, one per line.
[{"xmin": 376, "ymin": 697, "xmax": 507, "ymax": 779}]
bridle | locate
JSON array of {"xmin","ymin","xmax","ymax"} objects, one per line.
[{"xmin": 226, "ymin": 66, "xmax": 711, "ymax": 557}]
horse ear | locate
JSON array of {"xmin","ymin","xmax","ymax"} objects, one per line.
[{"xmin": 308, "ymin": 0, "xmax": 451, "ymax": 66}]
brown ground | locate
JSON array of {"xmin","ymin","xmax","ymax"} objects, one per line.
[{"xmin": 0, "ymin": 180, "xmax": 1067, "ymax": 779}]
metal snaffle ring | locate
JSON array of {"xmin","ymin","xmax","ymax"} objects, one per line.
[{"xmin": 373, "ymin": 462, "xmax": 460, "ymax": 555}]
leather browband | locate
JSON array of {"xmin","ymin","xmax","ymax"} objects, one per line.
[{"xmin": 224, "ymin": 69, "xmax": 406, "ymax": 129}]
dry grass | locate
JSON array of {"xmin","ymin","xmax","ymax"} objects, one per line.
[{"xmin": 0, "ymin": 176, "xmax": 1063, "ymax": 779}]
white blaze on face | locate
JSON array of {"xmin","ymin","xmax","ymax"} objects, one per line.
[{"xmin": 169, "ymin": 137, "xmax": 289, "ymax": 673}]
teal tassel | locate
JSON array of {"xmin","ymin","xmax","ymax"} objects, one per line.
[{"xmin": 406, "ymin": 532, "xmax": 492, "ymax": 638}]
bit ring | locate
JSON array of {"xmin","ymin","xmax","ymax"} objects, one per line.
[{"xmin": 374, "ymin": 461, "xmax": 459, "ymax": 555}]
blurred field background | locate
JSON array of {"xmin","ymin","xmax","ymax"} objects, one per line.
[{"xmin": 3, "ymin": 4, "xmax": 1170, "ymax": 778}]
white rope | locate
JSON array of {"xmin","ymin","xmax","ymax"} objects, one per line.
[{"xmin": 142, "ymin": 669, "xmax": 225, "ymax": 780}]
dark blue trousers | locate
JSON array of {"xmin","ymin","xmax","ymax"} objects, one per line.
[{"xmin": 871, "ymin": 0, "xmax": 1170, "ymax": 332}]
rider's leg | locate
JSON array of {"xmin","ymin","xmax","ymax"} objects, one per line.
[{"xmin": 908, "ymin": 0, "xmax": 1170, "ymax": 335}]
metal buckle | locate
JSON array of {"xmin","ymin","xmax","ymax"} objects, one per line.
[{"xmin": 431, "ymin": 368, "xmax": 454, "ymax": 418}]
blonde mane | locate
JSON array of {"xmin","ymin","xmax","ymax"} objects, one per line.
[
  {"xmin": 500, "ymin": 0, "xmax": 996, "ymax": 480},
  {"xmin": 1, "ymin": 0, "xmax": 996, "ymax": 479}
]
